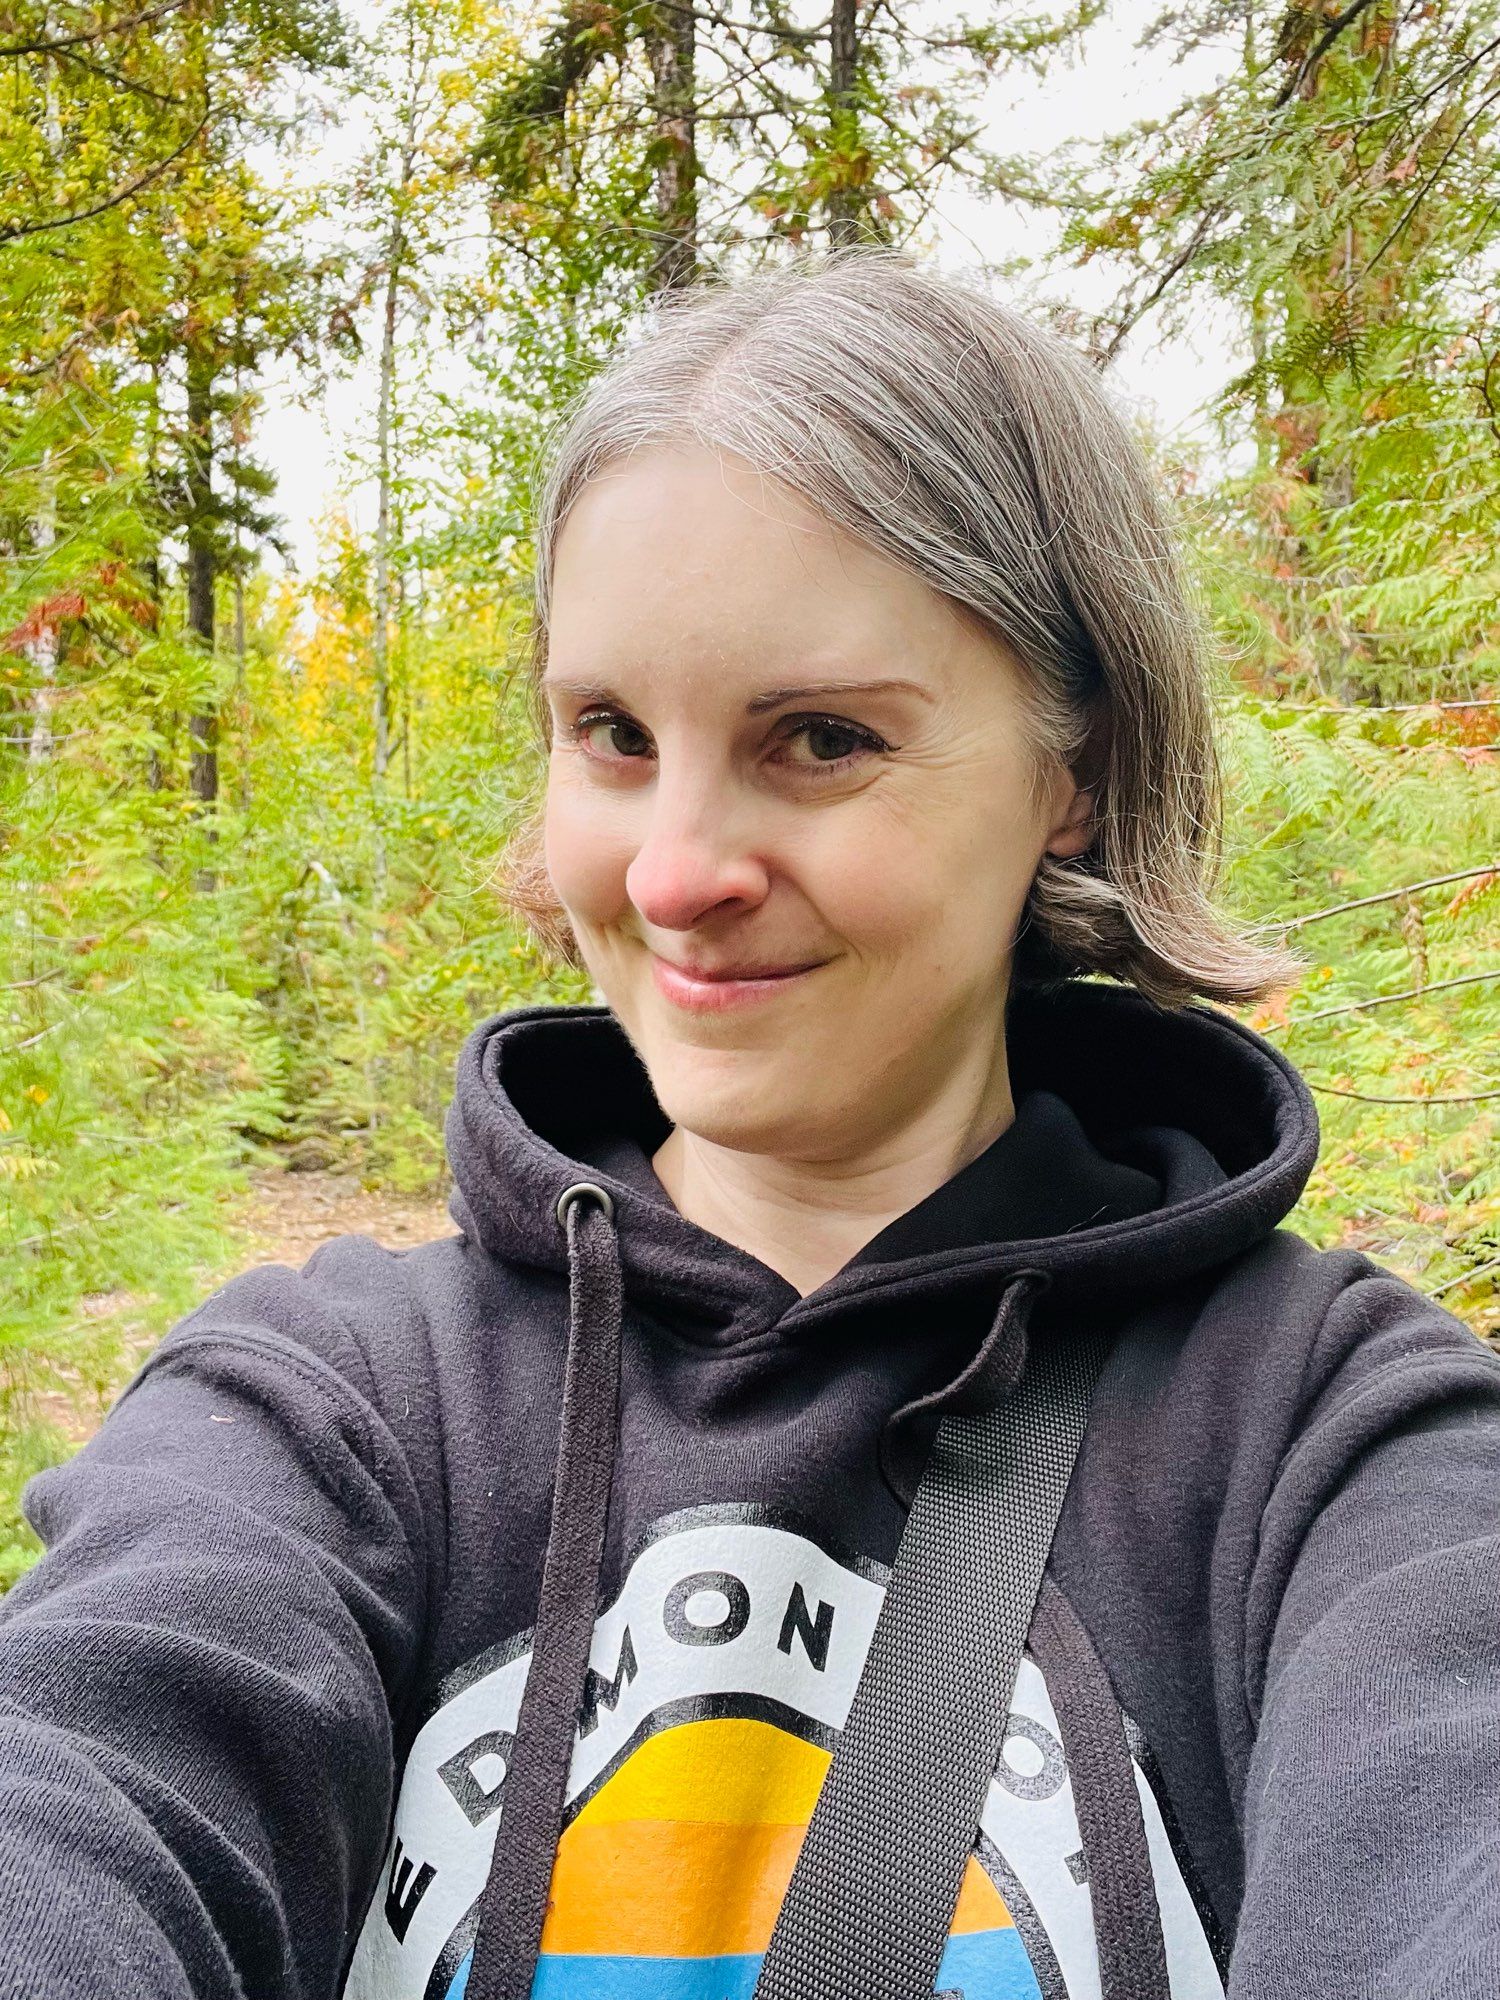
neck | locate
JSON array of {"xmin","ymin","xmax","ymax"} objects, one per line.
[{"xmin": 650, "ymin": 1039, "xmax": 1017, "ymax": 1298}]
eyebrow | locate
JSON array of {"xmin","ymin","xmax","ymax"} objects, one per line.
[
  {"xmin": 543, "ymin": 675, "xmax": 936, "ymax": 713},
  {"xmin": 745, "ymin": 677, "xmax": 936, "ymax": 713}
]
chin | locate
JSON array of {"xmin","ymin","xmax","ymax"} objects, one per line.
[{"xmin": 649, "ymin": 1042, "xmax": 822, "ymax": 1154}]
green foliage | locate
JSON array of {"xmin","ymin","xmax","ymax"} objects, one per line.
[
  {"xmin": 1063, "ymin": 0, "xmax": 1500, "ymax": 695},
  {"xmin": 1217, "ymin": 693, "xmax": 1499, "ymax": 1314},
  {"xmin": 1, "ymin": 0, "xmax": 1497, "ymax": 1593},
  {"xmin": 0, "ymin": 506, "xmax": 587, "ymax": 1578}
]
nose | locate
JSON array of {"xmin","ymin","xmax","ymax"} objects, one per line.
[{"xmin": 624, "ymin": 770, "xmax": 771, "ymax": 932}]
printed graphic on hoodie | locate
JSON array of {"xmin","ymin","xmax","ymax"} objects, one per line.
[{"xmin": 343, "ymin": 1507, "xmax": 1224, "ymax": 2000}]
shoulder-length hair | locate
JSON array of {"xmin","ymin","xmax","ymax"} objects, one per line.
[{"xmin": 499, "ymin": 246, "xmax": 1295, "ymax": 1008}]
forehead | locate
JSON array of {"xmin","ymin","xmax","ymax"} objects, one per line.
[{"xmin": 546, "ymin": 445, "xmax": 984, "ymax": 694}]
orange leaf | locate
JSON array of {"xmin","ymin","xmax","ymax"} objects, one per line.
[
  {"xmin": 0, "ymin": 588, "xmax": 87, "ymax": 652},
  {"xmin": 1446, "ymin": 870, "xmax": 1498, "ymax": 916}
]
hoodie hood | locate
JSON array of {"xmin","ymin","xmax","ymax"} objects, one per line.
[
  {"xmin": 445, "ymin": 978, "xmax": 1321, "ymax": 2000},
  {"xmin": 18, "ymin": 958, "xmax": 1494, "ymax": 2000},
  {"xmin": 444, "ymin": 977, "xmax": 1319, "ymax": 1341}
]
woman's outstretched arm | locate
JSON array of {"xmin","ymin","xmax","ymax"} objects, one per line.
[
  {"xmin": 1231, "ymin": 1270, "xmax": 1500, "ymax": 1999},
  {"xmin": 0, "ymin": 1251, "xmax": 430, "ymax": 1999}
]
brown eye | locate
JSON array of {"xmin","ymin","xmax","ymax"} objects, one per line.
[
  {"xmin": 575, "ymin": 712, "xmax": 652, "ymax": 759},
  {"xmin": 776, "ymin": 714, "xmax": 888, "ymax": 773},
  {"xmin": 800, "ymin": 720, "xmax": 866, "ymax": 762}
]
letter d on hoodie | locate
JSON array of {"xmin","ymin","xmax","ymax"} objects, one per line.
[{"xmin": 5, "ymin": 981, "xmax": 1500, "ymax": 2000}]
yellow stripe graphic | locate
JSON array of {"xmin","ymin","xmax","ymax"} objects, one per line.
[{"xmin": 541, "ymin": 1718, "xmax": 1014, "ymax": 1958}]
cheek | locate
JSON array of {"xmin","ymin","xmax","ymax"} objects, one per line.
[
  {"xmin": 823, "ymin": 772, "xmax": 1044, "ymax": 958},
  {"xmin": 542, "ymin": 771, "xmax": 633, "ymax": 922}
]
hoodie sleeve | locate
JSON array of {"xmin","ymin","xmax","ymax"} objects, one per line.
[
  {"xmin": 1229, "ymin": 1267, "xmax": 1500, "ymax": 2000},
  {"xmin": 0, "ymin": 1245, "xmax": 431, "ymax": 2000}
]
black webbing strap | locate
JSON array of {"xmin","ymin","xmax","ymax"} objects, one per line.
[{"xmin": 753, "ymin": 1297, "xmax": 1106, "ymax": 2000}]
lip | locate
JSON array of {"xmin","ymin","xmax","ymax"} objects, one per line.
[{"xmin": 649, "ymin": 951, "xmax": 826, "ymax": 1013}]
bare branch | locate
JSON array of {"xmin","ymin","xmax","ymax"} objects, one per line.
[
  {"xmin": 0, "ymin": 0, "xmax": 191, "ymax": 58},
  {"xmin": 1275, "ymin": 968, "xmax": 1500, "ymax": 1029},
  {"xmin": 1432, "ymin": 1255, "xmax": 1500, "ymax": 1298},
  {"xmin": 56, "ymin": 39, "xmax": 187, "ymax": 105},
  {"xmin": 1244, "ymin": 697, "xmax": 1500, "ymax": 714},
  {"xmin": 1351, "ymin": 78, "xmax": 1500, "ymax": 290},
  {"xmin": 1100, "ymin": 209, "xmax": 1221, "ymax": 364},
  {"xmin": 1278, "ymin": 864, "xmax": 1499, "ymax": 933},
  {"xmin": 1308, "ymin": 1081, "xmax": 1500, "ymax": 1104},
  {"xmin": 1321, "ymin": 33, "xmax": 1500, "ymax": 133},
  {"xmin": 0, "ymin": 103, "xmax": 208, "ymax": 243},
  {"xmin": 1272, "ymin": 0, "xmax": 1381, "ymax": 111},
  {"xmin": 646, "ymin": 1, "xmax": 826, "ymax": 44}
]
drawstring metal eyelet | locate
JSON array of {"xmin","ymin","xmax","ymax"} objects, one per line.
[{"xmin": 555, "ymin": 1181, "xmax": 615, "ymax": 1231}]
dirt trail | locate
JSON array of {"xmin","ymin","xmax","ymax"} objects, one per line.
[
  {"xmin": 39, "ymin": 1172, "xmax": 1499, "ymax": 1450},
  {"xmin": 232, "ymin": 1168, "xmax": 455, "ymax": 1268},
  {"xmin": 40, "ymin": 1171, "xmax": 453, "ymax": 1451}
]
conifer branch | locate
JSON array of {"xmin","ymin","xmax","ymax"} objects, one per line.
[{"xmin": 1272, "ymin": 0, "xmax": 1381, "ymax": 110}]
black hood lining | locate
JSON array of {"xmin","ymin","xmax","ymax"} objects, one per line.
[{"xmin": 447, "ymin": 981, "xmax": 1319, "ymax": 1336}]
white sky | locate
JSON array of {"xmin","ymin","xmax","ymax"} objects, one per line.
[{"xmin": 257, "ymin": 1, "xmax": 1242, "ymax": 577}]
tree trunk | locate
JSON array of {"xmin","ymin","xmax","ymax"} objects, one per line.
[
  {"xmin": 373, "ymin": 249, "xmax": 398, "ymax": 795},
  {"xmin": 144, "ymin": 553, "xmax": 169, "ymax": 796},
  {"xmin": 233, "ymin": 571, "xmax": 251, "ymax": 808},
  {"xmin": 232, "ymin": 354, "xmax": 251, "ymax": 810},
  {"xmin": 371, "ymin": 235, "xmax": 402, "ymax": 912},
  {"xmin": 24, "ymin": 457, "xmax": 58, "ymax": 767},
  {"xmin": 646, "ymin": 0, "xmax": 699, "ymax": 293},
  {"xmin": 144, "ymin": 360, "xmax": 168, "ymax": 798},
  {"xmin": 827, "ymin": 0, "xmax": 861, "ymax": 249},
  {"xmin": 185, "ymin": 345, "xmax": 219, "ymax": 890},
  {"xmin": 26, "ymin": 34, "xmax": 62, "ymax": 766}
]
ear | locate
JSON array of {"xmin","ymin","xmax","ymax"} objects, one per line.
[{"xmin": 1044, "ymin": 776, "xmax": 1095, "ymax": 861}]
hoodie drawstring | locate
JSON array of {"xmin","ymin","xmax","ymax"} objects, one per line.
[
  {"xmin": 463, "ymin": 1210, "xmax": 1157, "ymax": 2000},
  {"xmin": 1029, "ymin": 1576, "xmax": 1172, "ymax": 2000},
  {"xmin": 465, "ymin": 1181, "xmax": 623, "ymax": 2000}
]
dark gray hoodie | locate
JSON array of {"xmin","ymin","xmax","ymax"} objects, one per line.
[{"xmin": 1, "ymin": 980, "xmax": 1497, "ymax": 2000}]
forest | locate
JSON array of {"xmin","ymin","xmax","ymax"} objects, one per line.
[{"xmin": 2, "ymin": 0, "xmax": 1497, "ymax": 1583}]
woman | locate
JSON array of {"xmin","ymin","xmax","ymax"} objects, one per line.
[{"xmin": 2, "ymin": 249, "xmax": 1497, "ymax": 2000}]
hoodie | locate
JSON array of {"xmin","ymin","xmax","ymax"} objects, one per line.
[{"xmin": 1, "ymin": 979, "xmax": 1498, "ymax": 2000}]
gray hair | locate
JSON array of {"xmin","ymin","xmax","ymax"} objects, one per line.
[{"xmin": 503, "ymin": 245, "xmax": 1296, "ymax": 1008}]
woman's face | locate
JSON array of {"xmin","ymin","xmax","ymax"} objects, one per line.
[{"xmin": 542, "ymin": 444, "xmax": 1089, "ymax": 1162}]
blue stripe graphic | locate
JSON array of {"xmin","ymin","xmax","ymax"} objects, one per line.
[{"xmin": 444, "ymin": 1925, "xmax": 1041, "ymax": 2000}]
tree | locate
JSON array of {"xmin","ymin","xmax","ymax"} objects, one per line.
[
  {"xmin": 1059, "ymin": 0, "xmax": 1500, "ymax": 696},
  {"xmin": 478, "ymin": 1, "xmax": 1100, "ymax": 267},
  {"xmin": 1, "ymin": 0, "xmax": 348, "ymax": 835},
  {"xmin": 330, "ymin": 0, "xmax": 526, "ymax": 902},
  {"xmin": 0, "ymin": 2, "xmax": 348, "ymax": 244}
]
